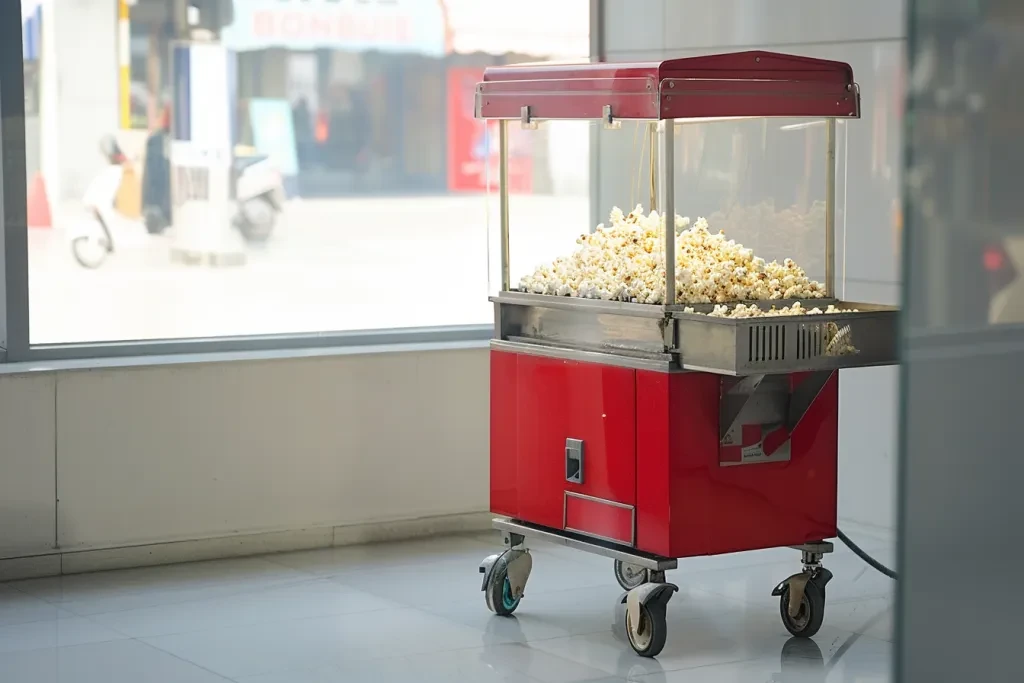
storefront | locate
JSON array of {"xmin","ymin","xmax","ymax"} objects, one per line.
[
  {"xmin": 121, "ymin": 0, "xmax": 589, "ymax": 197},
  {"xmin": 221, "ymin": 0, "xmax": 449, "ymax": 196}
]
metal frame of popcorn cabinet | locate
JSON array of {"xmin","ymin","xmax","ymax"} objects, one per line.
[{"xmin": 474, "ymin": 51, "xmax": 898, "ymax": 657}]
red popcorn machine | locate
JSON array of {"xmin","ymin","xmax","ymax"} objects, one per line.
[{"xmin": 475, "ymin": 51, "xmax": 898, "ymax": 657}]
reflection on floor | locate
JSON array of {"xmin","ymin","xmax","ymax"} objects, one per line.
[{"xmin": 0, "ymin": 531, "xmax": 894, "ymax": 682}]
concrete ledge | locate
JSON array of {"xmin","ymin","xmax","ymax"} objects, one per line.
[{"xmin": 0, "ymin": 511, "xmax": 491, "ymax": 580}]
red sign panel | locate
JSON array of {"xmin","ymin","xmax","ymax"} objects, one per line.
[{"xmin": 446, "ymin": 67, "xmax": 532, "ymax": 193}]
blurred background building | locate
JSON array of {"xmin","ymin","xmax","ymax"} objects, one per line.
[{"xmin": 24, "ymin": 0, "xmax": 590, "ymax": 203}]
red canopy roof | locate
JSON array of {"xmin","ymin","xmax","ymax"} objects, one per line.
[{"xmin": 476, "ymin": 51, "xmax": 859, "ymax": 121}]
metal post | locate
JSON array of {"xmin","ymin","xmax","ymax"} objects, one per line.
[
  {"xmin": 499, "ymin": 119, "xmax": 511, "ymax": 291},
  {"xmin": 118, "ymin": 0, "xmax": 131, "ymax": 129},
  {"xmin": 658, "ymin": 120, "xmax": 675, "ymax": 305},
  {"xmin": 825, "ymin": 118, "xmax": 836, "ymax": 298},
  {"xmin": 648, "ymin": 122, "xmax": 658, "ymax": 212},
  {"xmin": 0, "ymin": 0, "xmax": 30, "ymax": 360}
]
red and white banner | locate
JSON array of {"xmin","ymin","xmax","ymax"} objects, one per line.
[{"xmin": 221, "ymin": 0, "xmax": 445, "ymax": 55}]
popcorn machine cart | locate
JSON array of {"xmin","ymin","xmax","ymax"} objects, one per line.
[{"xmin": 476, "ymin": 52, "xmax": 899, "ymax": 657}]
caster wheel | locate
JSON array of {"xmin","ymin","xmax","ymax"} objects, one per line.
[
  {"xmin": 484, "ymin": 556, "xmax": 521, "ymax": 616},
  {"xmin": 614, "ymin": 560, "xmax": 649, "ymax": 590},
  {"xmin": 778, "ymin": 580, "xmax": 825, "ymax": 638},
  {"xmin": 625, "ymin": 601, "xmax": 668, "ymax": 657}
]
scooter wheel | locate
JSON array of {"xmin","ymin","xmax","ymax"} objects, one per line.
[
  {"xmin": 237, "ymin": 197, "xmax": 276, "ymax": 244},
  {"xmin": 71, "ymin": 236, "xmax": 109, "ymax": 269}
]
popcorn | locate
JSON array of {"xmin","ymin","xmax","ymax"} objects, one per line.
[
  {"xmin": 519, "ymin": 206, "xmax": 827, "ymax": 305},
  {"xmin": 682, "ymin": 301, "xmax": 860, "ymax": 319}
]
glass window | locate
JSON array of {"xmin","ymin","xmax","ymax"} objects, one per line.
[
  {"xmin": 24, "ymin": 0, "xmax": 590, "ymax": 345},
  {"xmin": 904, "ymin": 0, "xmax": 1024, "ymax": 330}
]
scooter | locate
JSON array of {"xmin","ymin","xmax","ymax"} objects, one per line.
[
  {"xmin": 70, "ymin": 137, "xmax": 286, "ymax": 269},
  {"xmin": 233, "ymin": 153, "xmax": 286, "ymax": 244},
  {"xmin": 69, "ymin": 137, "xmax": 150, "ymax": 269}
]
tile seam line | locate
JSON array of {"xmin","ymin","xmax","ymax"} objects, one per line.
[
  {"xmin": 5, "ymin": 575, "xmax": 321, "ymax": 616},
  {"xmin": 96, "ymin": 602, "xmax": 402, "ymax": 641},
  {"xmin": 132, "ymin": 637, "xmax": 237, "ymax": 682},
  {"xmin": 0, "ymin": 633, "xmax": 128, "ymax": 658}
]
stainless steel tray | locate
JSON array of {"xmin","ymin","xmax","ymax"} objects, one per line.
[
  {"xmin": 492, "ymin": 291, "xmax": 898, "ymax": 375},
  {"xmin": 671, "ymin": 305, "xmax": 897, "ymax": 375}
]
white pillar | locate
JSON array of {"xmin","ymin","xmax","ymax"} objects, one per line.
[{"xmin": 39, "ymin": 0, "xmax": 119, "ymax": 209}]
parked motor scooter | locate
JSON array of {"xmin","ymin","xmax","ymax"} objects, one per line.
[
  {"xmin": 233, "ymin": 153, "xmax": 286, "ymax": 244},
  {"xmin": 68, "ymin": 136, "xmax": 153, "ymax": 269},
  {"xmin": 70, "ymin": 137, "xmax": 286, "ymax": 268}
]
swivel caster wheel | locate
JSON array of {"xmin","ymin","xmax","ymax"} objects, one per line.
[
  {"xmin": 486, "ymin": 565, "xmax": 521, "ymax": 616},
  {"xmin": 613, "ymin": 560, "xmax": 650, "ymax": 590},
  {"xmin": 772, "ymin": 568, "xmax": 831, "ymax": 638},
  {"xmin": 624, "ymin": 600, "xmax": 668, "ymax": 657},
  {"xmin": 481, "ymin": 549, "xmax": 532, "ymax": 617},
  {"xmin": 621, "ymin": 582, "xmax": 677, "ymax": 658}
]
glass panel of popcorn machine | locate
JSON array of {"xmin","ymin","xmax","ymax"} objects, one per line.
[
  {"xmin": 503, "ymin": 119, "xmax": 672, "ymax": 301},
  {"xmin": 487, "ymin": 120, "xmax": 595, "ymax": 297},
  {"xmin": 671, "ymin": 117, "xmax": 849, "ymax": 306}
]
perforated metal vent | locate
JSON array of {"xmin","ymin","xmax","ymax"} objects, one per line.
[
  {"xmin": 797, "ymin": 324, "xmax": 825, "ymax": 360},
  {"xmin": 748, "ymin": 324, "xmax": 785, "ymax": 363}
]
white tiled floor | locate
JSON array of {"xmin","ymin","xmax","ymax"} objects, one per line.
[{"xmin": 0, "ymin": 532, "xmax": 895, "ymax": 682}]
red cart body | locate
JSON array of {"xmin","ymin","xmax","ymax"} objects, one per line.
[{"xmin": 491, "ymin": 350, "xmax": 838, "ymax": 558}]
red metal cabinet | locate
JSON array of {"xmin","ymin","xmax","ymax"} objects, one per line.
[
  {"xmin": 491, "ymin": 350, "xmax": 637, "ymax": 543},
  {"xmin": 490, "ymin": 349, "xmax": 839, "ymax": 558},
  {"xmin": 633, "ymin": 370, "xmax": 838, "ymax": 557},
  {"xmin": 490, "ymin": 351, "xmax": 519, "ymax": 518},
  {"xmin": 634, "ymin": 370, "xmax": 720, "ymax": 557},
  {"xmin": 515, "ymin": 353, "xmax": 637, "ymax": 538}
]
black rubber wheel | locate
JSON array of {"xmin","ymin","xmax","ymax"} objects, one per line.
[
  {"xmin": 71, "ymin": 236, "xmax": 109, "ymax": 269},
  {"xmin": 625, "ymin": 602, "xmax": 668, "ymax": 657},
  {"xmin": 143, "ymin": 206, "xmax": 169, "ymax": 234},
  {"xmin": 779, "ymin": 580, "xmax": 825, "ymax": 638},
  {"xmin": 237, "ymin": 197, "xmax": 276, "ymax": 244},
  {"xmin": 484, "ymin": 556, "xmax": 521, "ymax": 617},
  {"xmin": 613, "ymin": 560, "xmax": 650, "ymax": 591}
]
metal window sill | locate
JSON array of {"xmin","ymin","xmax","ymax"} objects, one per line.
[{"xmin": 0, "ymin": 338, "xmax": 490, "ymax": 376}]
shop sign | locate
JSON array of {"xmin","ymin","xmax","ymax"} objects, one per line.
[{"xmin": 221, "ymin": 0, "xmax": 445, "ymax": 56}]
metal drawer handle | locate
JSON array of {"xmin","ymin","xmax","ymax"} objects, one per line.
[{"xmin": 565, "ymin": 438, "xmax": 584, "ymax": 484}]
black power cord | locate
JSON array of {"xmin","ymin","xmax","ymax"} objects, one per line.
[{"xmin": 837, "ymin": 528, "xmax": 899, "ymax": 580}]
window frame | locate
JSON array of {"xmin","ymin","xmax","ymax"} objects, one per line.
[
  {"xmin": 1, "ymin": 1, "xmax": 31, "ymax": 364},
  {"xmin": 0, "ymin": 0, "xmax": 601, "ymax": 364}
]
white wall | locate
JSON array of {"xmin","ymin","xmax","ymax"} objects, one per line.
[
  {"xmin": 0, "ymin": 347, "xmax": 489, "ymax": 568},
  {"xmin": 0, "ymin": 374, "xmax": 56, "ymax": 559},
  {"xmin": 602, "ymin": 0, "xmax": 905, "ymax": 536}
]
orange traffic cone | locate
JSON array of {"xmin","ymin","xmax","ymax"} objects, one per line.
[{"xmin": 27, "ymin": 172, "xmax": 52, "ymax": 229}]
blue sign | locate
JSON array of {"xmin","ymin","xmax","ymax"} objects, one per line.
[{"xmin": 248, "ymin": 98, "xmax": 300, "ymax": 177}]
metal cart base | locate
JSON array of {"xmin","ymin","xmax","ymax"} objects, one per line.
[{"xmin": 480, "ymin": 517, "xmax": 835, "ymax": 657}]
